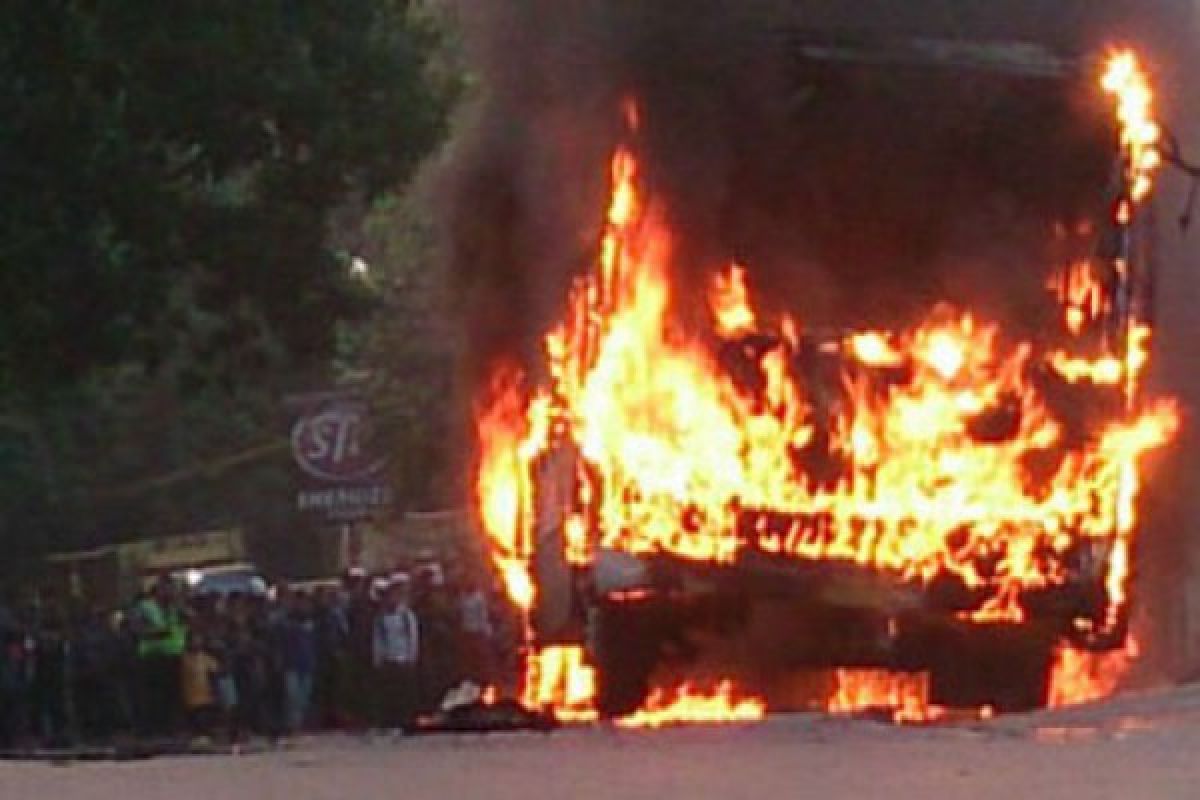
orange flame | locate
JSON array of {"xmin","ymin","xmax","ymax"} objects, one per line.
[
  {"xmin": 1047, "ymin": 260, "xmax": 1111, "ymax": 336},
  {"xmin": 848, "ymin": 332, "xmax": 905, "ymax": 368},
  {"xmin": 616, "ymin": 681, "xmax": 766, "ymax": 728},
  {"xmin": 523, "ymin": 646, "xmax": 599, "ymax": 722},
  {"xmin": 474, "ymin": 49, "xmax": 1175, "ymax": 721},
  {"xmin": 830, "ymin": 670, "xmax": 937, "ymax": 723},
  {"xmin": 1103, "ymin": 50, "xmax": 1161, "ymax": 206},
  {"xmin": 710, "ymin": 265, "xmax": 758, "ymax": 337},
  {"xmin": 1048, "ymin": 638, "xmax": 1140, "ymax": 708},
  {"xmin": 475, "ymin": 366, "xmax": 542, "ymax": 612}
]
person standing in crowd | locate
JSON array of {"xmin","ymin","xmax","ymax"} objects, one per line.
[
  {"xmin": 343, "ymin": 569, "xmax": 376, "ymax": 728},
  {"xmin": 230, "ymin": 614, "xmax": 269, "ymax": 738},
  {"xmin": 281, "ymin": 592, "xmax": 317, "ymax": 734},
  {"xmin": 71, "ymin": 608, "xmax": 122, "ymax": 742},
  {"xmin": 205, "ymin": 612, "xmax": 238, "ymax": 742},
  {"xmin": 458, "ymin": 576, "xmax": 495, "ymax": 684},
  {"xmin": 414, "ymin": 570, "xmax": 457, "ymax": 713},
  {"xmin": 0, "ymin": 592, "xmax": 30, "ymax": 747},
  {"xmin": 312, "ymin": 586, "xmax": 348, "ymax": 729},
  {"xmin": 246, "ymin": 592, "xmax": 284, "ymax": 737},
  {"xmin": 30, "ymin": 603, "xmax": 70, "ymax": 747},
  {"xmin": 372, "ymin": 577, "xmax": 420, "ymax": 731},
  {"xmin": 131, "ymin": 578, "xmax": 187, "ymax": 737},
  {"xmin": 112, "ymin": 607, "xmax": 142, "ymax": 737},
  {"xmin": 180, "ymin": 632, "xmax": 219, "ymax": 741},
  {"xmin": 261, "ymin": 587, "xmax": 292, "ymax": 738}
]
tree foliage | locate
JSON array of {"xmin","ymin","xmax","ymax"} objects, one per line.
[
  {"xmin": 0, "ymin": 0, "xmax": 451, "ymax": 393},
  {"xmin": 354, "ymin": 184, "xmax": 466, "ymax": 512},
  {"xmin": 0, "ymin": 1, "xmax": 457, "ymax": 560}
]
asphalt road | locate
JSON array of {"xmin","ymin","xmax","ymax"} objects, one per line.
[{"xmin": 6, "ymin": 686, "xmax": 1200, "ymax": 800}]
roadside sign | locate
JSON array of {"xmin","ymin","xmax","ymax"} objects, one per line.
[{"xmin": 288, "ymin": 391, "xmax": 395, "ymax": 521}]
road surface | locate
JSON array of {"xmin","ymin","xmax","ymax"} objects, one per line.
[{"xmin": 7, "ymin": 686, "xmax": 1200, "ymax": 800}]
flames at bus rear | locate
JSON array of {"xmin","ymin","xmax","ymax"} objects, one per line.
[{"xmin": 473, "ymin": 51, "xmax": 1178, "ymax": 723}]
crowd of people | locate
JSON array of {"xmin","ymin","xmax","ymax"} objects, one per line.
[{"xmin": 0, "ymin": 566, "xmax": 516, "ymax": 749}]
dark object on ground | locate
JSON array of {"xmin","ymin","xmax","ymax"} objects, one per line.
[{"xmin": 414, "ymin": 699, "xmax": 559, "ymax": 735}]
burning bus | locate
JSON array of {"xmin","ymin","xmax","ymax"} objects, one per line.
[{"xmin": 471, "ymin": 28, "xmax": 1179, "ymax": 723}]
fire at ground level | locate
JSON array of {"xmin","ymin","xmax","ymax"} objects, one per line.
[{"xmin": 13, "ymin": 685, "xmax": 1200, "ymax": 800}]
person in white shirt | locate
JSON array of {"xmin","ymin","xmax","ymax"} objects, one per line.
[
  {"xmin": 457, "ymin": 579, "xmax": 494, "ymax": 682},
  {"xmin": 372, "ymin": 577, "xmax": 420, "ymax": 729}
]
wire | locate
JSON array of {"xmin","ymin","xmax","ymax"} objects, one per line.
[
  {"xmin": 1158, "ymin": 128, "xmax": 1200, "ymax": 231},
  {"xmin": 1161, "ymin": 130, "xmax": 1200, "ymax": 178}
]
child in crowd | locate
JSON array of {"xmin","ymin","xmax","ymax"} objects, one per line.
[{"xmin": 180, "ymin": 633, "xmax": 219, "ymax": 741}]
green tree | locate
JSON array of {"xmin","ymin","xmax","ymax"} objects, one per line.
[
  {"xmin": 0, "ymin": 1, "xmax": 458, "ymax": 560},
  {"xmin": 0, "ymin": 0, "xmax": 450, "ymax": 394}
]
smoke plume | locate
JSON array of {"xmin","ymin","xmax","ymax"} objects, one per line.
[{"xmin": 438, "ymin": 0, "xmax": 1147, "ymax": 387}]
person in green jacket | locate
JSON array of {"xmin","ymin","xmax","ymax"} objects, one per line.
[{"xmin": 131, "ymin": 577, "xmax": 187, "ymax": 737}]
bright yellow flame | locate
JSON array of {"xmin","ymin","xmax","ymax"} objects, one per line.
[
  {"xmin": 1049, "ymin": 353, "xmax": 1124, "ymax": 386},
  {"xmin": 523, "ymin": 646, "xmax": 598, "ymax": 721},
  {"xmin": 473, "ymin": 47, "xmax": 1176, "ymax": 722},
  {"xmin": 710, "ymin": 265, "xmax": 757, "ymax": 337},
  {"xmin": 1048, "ymin": 638, "xmax": 1140, "ymax": 708},
  {"xmin": 616, "ymin": 681, "xmax": 766, "ymax": 728},
  {"xmin": 830, "ymin": 670, "xmax": 935, "ymax": 723},
  {"xmin": 916, "ymin": 327, "xmax": 969, "ymax": 381},
  {"xmin": 848, "ymin": 332, "xmax": 905, "ymax": 367},
  {"xmin": 1048, "ymin": 260, "xmax": 1110, "ymax": 335},
  {"xmin": 1103, "ymin": 50, "xmax": 1161, "ymax": 203}
]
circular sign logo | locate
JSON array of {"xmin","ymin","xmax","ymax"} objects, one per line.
[{"xmin": 291, "ymin": 399, "xmax": 387, "ymax": 483}]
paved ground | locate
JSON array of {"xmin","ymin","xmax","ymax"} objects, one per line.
[{"xmin": 6, "ymin": 686, "xmax": 1200, "ymax": 800}]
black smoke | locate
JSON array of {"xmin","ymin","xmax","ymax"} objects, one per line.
[{"xmin": 438, "ymin": 1, "xmax": 1146, "ymax": 390}]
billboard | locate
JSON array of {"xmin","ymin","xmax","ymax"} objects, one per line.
[{"xmin": 288, "ymin": 391, "xmax": 395, "ymax": 521}]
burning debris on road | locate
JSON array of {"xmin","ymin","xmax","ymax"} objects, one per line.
[{"xmin": 444, "ymin": 2, "xmax": 1180, "ymax": 728}]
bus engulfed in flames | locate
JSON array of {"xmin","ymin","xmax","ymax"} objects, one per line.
[{"xmin": 474, "ymin": 49, "xmax": 1178, "ymax": 726}]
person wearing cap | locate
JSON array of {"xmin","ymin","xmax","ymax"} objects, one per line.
[{"xmin": 372, "ymin": 577, "xmax": 420, "ymax": 730}]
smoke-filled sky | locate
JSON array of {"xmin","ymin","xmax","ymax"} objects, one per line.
[{"xmin": 439, "ymin": 0, "xmax": 1169, "ymax": 377}]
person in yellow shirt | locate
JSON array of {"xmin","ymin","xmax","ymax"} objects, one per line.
[{"xmin": 180, "ymin": 633, "xmax": 219, "ymax": 740}]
